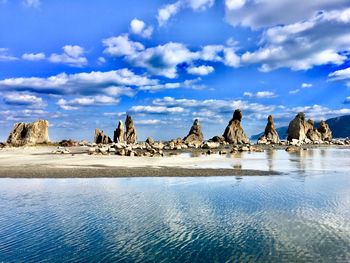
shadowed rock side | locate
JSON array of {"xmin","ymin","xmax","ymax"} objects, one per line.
[
  {"xmin": 318, "ymin": 121, "xmax": 332, "ymax": 141},
  {"xmin": 223, "ymin": 109, "xmax": 249, "ymax": 144},
  {"xmin": 94, "ymin": 128, "xmax": 112, "ymax": 144},
  {"xmin": 113, "ymin": 121, "xmax": 125, "ymax": 143},
  {"xmin": 287, "ymin": 113, "xmax": 313, "ymax": 142},
  {"xmin": 7, "ymin": 119, "xmax": 49, "ymax": 146},
  {"xmin": 125, "ymin": 115, "xmax": 137, "ymax": 144},
  {"xmin": 184, "ymin": 119, "xmax": 204, "ymax": 146},
  {"xmin": 258, "ymin": 115, "xmax": 280, "ymax": 144}
]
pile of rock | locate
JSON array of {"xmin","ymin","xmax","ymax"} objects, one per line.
[
  {"xmin": 183, "ymin": 119, "xmax": 204, "ymax": 147},
  {"xmin": 287, "ymin": 112, "xmax": 333, "ymax": 145},
  {"xmin": 7, "ymin": 119, "xmax": 49, "ymax": 146},
  {"xmin": 52, "ymin": 147, "xmax": 71, "ymax": 154},
  {"xmin": 257, "ymin": 115, "xmax": 280, "ymax": 144},
  {"xmin": 94, "ymin": 128, "xmax": 112, "ymax": 144}
]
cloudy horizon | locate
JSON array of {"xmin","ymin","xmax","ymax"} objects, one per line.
[{"xmin": 1, "ymin": 0, "xmax": 350, "ymax": 142}]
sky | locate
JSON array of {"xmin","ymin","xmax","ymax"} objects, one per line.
[{"xmin": 0, "ymin": 0, "xmax": 350, "ymax": 142}]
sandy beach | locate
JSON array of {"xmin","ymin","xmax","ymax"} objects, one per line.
[{"xmin": 1, "ymin": 145, "xmax": 349, "ymax": 178}]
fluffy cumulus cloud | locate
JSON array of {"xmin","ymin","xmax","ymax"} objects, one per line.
[
  {"xmin": 301, "ymin": 83, "xmax": 313, "ymax": 88},
  {"xmin": 187, "ymin": 65, "xmax": 214, "ymax": 75},
  {"xmin": 238, "ymin": 7, "xmax": 350, "ymax": 71},
  {"xmin": 22, "ymin": 52, "xmax": 46, "ymax": 61},
  {"xmin": 57, "ymin": 95, "xmax": 119, "ymax": 110},
  {"xmin": 130, "ymin": 19, "xmax": 153, "ymax": 38},
  {"xmin": 0, "ymin": 69, "xmax": 157, "ymax": 95},
  {"xmin": 157, "ymin": 0, "xmax": 214, "ymax": 26},
  {"xmin": 49, "ymin": 45, "xmax": 88, "ymax": 67},
  {"xmin": 103, "ymin": 37, "xmax": 240, "ymax": 78},
  {"xmin": 243, "ymin": 91, "xmax": 277, "ymax": 99},
  {"xmin": 129, "ymin": 105, "xmax": 186, "ymax": 114},
  {"xmin": 103, "ymin": 35, "xmax": 144, "ymax": 57},
  {"xmin": 2, "ymin": 92, "xmax": 46, "ymax": 108},
  {"xmin": 329, "ymin": 67, "xmax": 350, "ymax": 87},
  {"xmin": 225, "ymin": 0, "xmax": 349, "ymax": 28}
]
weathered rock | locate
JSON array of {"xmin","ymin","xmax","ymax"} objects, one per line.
[
  {"xmin": 287, "ymin": 113, "xmax": 314, "ymax": 142},
  {"xmin": 125, "ymin": 115, "xmax": 137, "ymax": 144},
  {"xmin": 223, "ymin": 109, "xmax": 249, "ymax": 144},
  {"xmin": 258, "ymin": 115, "xmax": 280, "ymax": 144},
  {"xmin": 113, "ymin": 121, "xmax": 125, "ymax": 143},
  {"xmin": 184, "ymin": 119, "xmax": 204, "ymax": 144},
  {"xmin": 88, "ymin": 147, "xmax": 96, "ymax": 155},
  {"xmin": 59, "ymin": 139, "xmax": 78, "ymax": 147},
  {"xmin": 209, "ymin": 135, "xmax": 225, "ymax": 143},
  {"xmin": 286, "ymin": 146, "xmax": 299, "ymax": 153},
  {"xmin": 52, "ymin": 147, "xmax": 71, "ymax": 154},
  {"xmin": 306, "ymin": 128, "xmax": 322, "ymax": 142},
  {"xmin": 317, "ymin": 121, "xmax": 332, "ymax": 142},
  {"xmin": 7, "ymin": 119, "xmax": 49, "ymax": 146},
  {"xmin": 146, "ymin": 137, "xmax": 154, "ymax": 145},
  {"xmin": 94, "ymin": 128, "xmax": 112, "ymax": 144},
  {"xmin": 202, "ymin": 142, "xmax": 220, "ymax": 149}
]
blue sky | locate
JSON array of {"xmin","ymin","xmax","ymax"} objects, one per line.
[{"xmin": 0, "ymin": 0, "xmax": 350, "ymax": 141}]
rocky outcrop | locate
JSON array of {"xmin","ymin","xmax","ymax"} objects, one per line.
[
  {"xmin": 223, "ymin": 109, "xmax": 249, "ymax": 144},
  {"xmin": 125, "ymin": 115, "xmax": 137, "ymax": 144},
  {"xmin": 113, "ymin": 121, "xmax": 125, "ymax": 143},
  {"xmin": 94, "ymin": 128, "xmax": 112, "ymax": 144},
  {"xmin": 317, "ymin": 121, "xmax": 332, "ymax": 141},
  {"xmin": 287, "ymin": 113, "xmax": 314, "ymax": 142},
  {"xmin": 6, "ymin": 119, "xmax": 49, "ymax": 146},
  {"xmin": 184, "ymin": 119, "xmax": 204, "ymax": 145},
  {"xmin": 146, "ymin": 137, "xmax": 154, "ymax": 145},
  {"xmin": 258, "ymin": 115, "xmax": 280, "ymax": 144}
]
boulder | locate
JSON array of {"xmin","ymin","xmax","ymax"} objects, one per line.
[
  {"xmin": 94, "ymin": 128, "xmax": 112, "ymax": 144},
  {"xmin": 7, "ymin": 119, "xmax": 49, "ymax": 146},
  {"xmin": 209, "ymin": 135, "xmax": 225, "ymax": 143},
  {"xmin": 223, "ymin": 109, "xmax": 249, "ymax": 144},
  {"xmin": 317, "ymin": 121, "xmax": 332, "ymax": 142},
  {"xmin": 59, "ymin": 139, "xmax": 78, "ymax": 147},
  {"xmin": 287, "ymin": 113, "xmax": 313, "ymax": 142},
  {"xmin": 146, "ymin": 137, "xmax": 154, "ymax": 145},
  {"xmin": 113, "ymin": 120, "xmax": 125, "ymax": 143},
  {"xmin": 184, "ymin": 119, "xmax": 204, "ymax": 144},
  {"xmin": 258, "ymin": 115, "xmax": 280, "ymax": 144},
  {"xmin": 125, "ymin": 115, "xmax": 137, "ymax": 144}
]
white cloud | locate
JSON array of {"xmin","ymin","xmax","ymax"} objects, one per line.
[
  {"xmin": 57, "ymin": 95, "xmax": 119, "ymax": 110},
  {"xmin": 225, "ymin": 0, "xmax": 349, "ymax": 28},
  {"xmin": 23, "ymin": 0, "xmax": 40, "ymax": 8},
  {"xmin": 157, "ymin": 0, "xmax": 214, "ymax": 26},
  {"xmin": 130, "ymin": 19, "xmax": 153, "ymax": 38},
  {"xmin": 0, "ymin": 48, "xmax": 17, "ymax": 61},
  {"xmin": 289, "ymin": 89, "xmax": 300, "ymax": 94},
  {"xmin": 129, "ymin": 105, "xmax": 186, "ymax": 114},
  {"xmin": 344, "ymin": 96, "xmax": 350, "ymax": 104},
  {"xmin": 103, "ymin": 34, "xmax": 144, "ymax": 57},
  {"xmin": 0, "ymin": 69, "xmax": 157, "ymax": 95},
  {"xmin": 137, "ymin": 119, "xmax": 166, "ymax": 125},
  {"xmin": 240, "ymin": 8, "xmax": 350, "ymax": 71},
  {"xmin": 301, "ymin": 83, "xmax": 313, "ymax": 88},
  {"xmin": 3, "ymin": 92, "xmax": 46, "ymax": 108},
  {"xmin": 49, "ymin": 45, "xmax": 88, "ymax": 67},
  {"xmin": 243, "ymin": 91, "xmax": 277, "ymax": 99},
  {"xmin": 187, "ymin": 65, "xmax": 214, "ymax": 75},
  {"xmin": 22, "ymin": 52, "xmax": 45, "ymax": 61},
  {"xmin": 97, "ymin": 57, "xmax": 106, "ymax": 64},
  {"xmin": 328, "ymin": 67, "xmax": 350, "ymax": 81}
]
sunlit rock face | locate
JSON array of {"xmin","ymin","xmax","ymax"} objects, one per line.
[
  {"xmin": 7, "ymin": 119, "xmax": 49, "ymax": 146},
  {"xmin": 125, "ymin": 115, "xmax": 137, "ymax": 144},
  {"xmin": 223, "ymin": 109, "xmax": 249, "ymax": 144},
  {"xmin": 114, "ymin": 120, "xmax": 125, "ymax": 143},
  {"xmin": 184, "ymin": 119, "xmax": 204, "ymax": 145},
  {"xmin": 94, "ymin": 128, "xmax": 112, "ymax": 144},
  {"xmin": 258, "ymin": 115, "xmax": 280, "ymax": 144}
]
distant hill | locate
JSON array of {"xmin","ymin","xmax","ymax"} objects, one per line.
[{"xmin": 250, "ymin": 115, "xmax": 350, "ymax": 141}]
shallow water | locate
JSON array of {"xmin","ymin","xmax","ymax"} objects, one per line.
[{"xmin": 1, "ymin": 149, "xmax": 350, "ymax": 262}]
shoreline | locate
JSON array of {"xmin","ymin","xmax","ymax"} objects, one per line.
[{"xmin": 0, "ymin": 166, "xmax": 281, "ymax": 178}]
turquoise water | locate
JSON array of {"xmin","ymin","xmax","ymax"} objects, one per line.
[{"xmin": 1, "ymin": 150, "xmax": 350, "ymax": 262}]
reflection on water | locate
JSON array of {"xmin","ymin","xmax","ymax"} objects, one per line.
[{"xmin": 1, "ymin": 171, "xmax": 350, "ymax": 262}]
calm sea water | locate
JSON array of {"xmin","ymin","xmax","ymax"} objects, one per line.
[{"xmin": 0, "ymin": 149, "xmax": 350, "ymax": 262}]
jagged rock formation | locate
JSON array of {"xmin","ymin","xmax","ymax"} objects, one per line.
[
  {"xmin": 223, "ymin": 109, "xmax": 249, "ymax": 144},
  {"xmin": 258, "ymin": 115, "xmax": 280, "ymax": 144},
  {"xmin": 184, "ymin": 119, "xmax": 204, "ymax": 145},
  {"xmin": 7, "ymin": 119, "xmax": 49, "ymax": 146},
  {"xmin": 146, "ymin": 137, "xmax": 154, "ymax": 145},
  {"xmin": 287, "ymin": 113, "xmax": 314, "ymax": 142},
  {"xmin": 125, "ymin": 115, "xmax": 137, "ymax": 144},
  {"xmin": 113, "ymin": 121, "xmax": 125, "ymax": 143},
  {"xmin": 317, "ymin": 121, "xmax": 332, "ymax": 141},
  {"xmin": 94, "ymin": 128, "xmax": 112, "ymax": 144}
]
